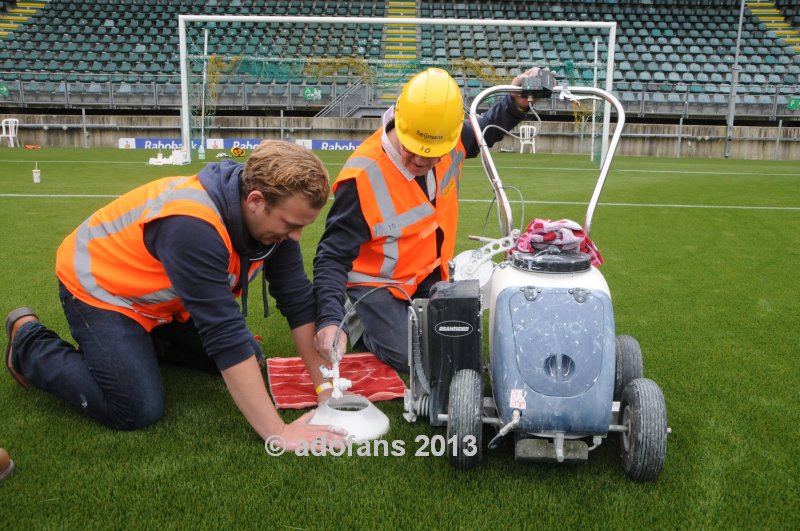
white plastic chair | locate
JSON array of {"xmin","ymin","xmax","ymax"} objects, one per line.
[
  {"xmin": 519, "ymin": 124, "xmax": 537, "ymax": 154},
  {"xmin": 0, "ymin": 118, "xmax": 20, "ymax": 147}
]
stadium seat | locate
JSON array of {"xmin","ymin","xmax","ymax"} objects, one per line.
[
  {"xmin": 0, "ymin": 0, "xmax": 791, "ymax": 118},
  {"xmin": 667, "ymin": 92, "xmax": 685, "ymax": 108},
  {"xmin": 690, "ymin": 92, "xmax": 712, "ymax": 113}
]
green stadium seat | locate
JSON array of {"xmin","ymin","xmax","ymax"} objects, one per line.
[
  {"xmin": 667, "ymin": 92, "xmax": 684, "ymax": 106},
  {"xmin": 767, "ymin": 74, "xmax": 782, "ymax": 85},
  {"xmin": 0, "ymin": 0, "xmax": 788, "ymax": 115}
]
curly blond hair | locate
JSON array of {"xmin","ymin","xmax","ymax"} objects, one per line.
[{"xmin": 243, "ymin": 140, "xmax": 330, "ymax": 209}]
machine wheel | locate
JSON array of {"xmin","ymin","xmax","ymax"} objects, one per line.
[
  {"xmin": 614, "ymin": 335, "xmax": 644, "ymax": 400},
  {"xmin": 619, "ymin": 378, "xmax": 668, "ymax": 481},
  {"xmin": 446, "ymin": 369, "xmax": 483, "ymax": 470}
]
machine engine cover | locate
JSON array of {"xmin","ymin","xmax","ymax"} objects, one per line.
[
  {"xmin": 425, "ymin": 280, "xmax": 483, "ymax": 426},
  {"xmin": 492, "ymin": 286, "xmax": 615, "ymax": 435}
]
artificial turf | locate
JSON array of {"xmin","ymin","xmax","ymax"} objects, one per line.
[{"xmin": 1, "ymin": 148, "xmax": 798, "ymax": 528}]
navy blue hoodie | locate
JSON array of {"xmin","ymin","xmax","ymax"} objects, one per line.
[{"xmin": 142, "ymin": 159, "xmax": 316, "ymax": 370}]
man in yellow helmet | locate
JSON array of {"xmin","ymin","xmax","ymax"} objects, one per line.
[{"xmin": 314, "ymin": 67, "xmax": 544, "ymax": 371}]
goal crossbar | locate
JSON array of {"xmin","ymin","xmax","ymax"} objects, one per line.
[{"xmin": 178, "ymin": 15, "xmax": 618, "ymax": 162}]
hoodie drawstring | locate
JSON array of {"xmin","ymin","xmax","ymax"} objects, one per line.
[
  {"xmin": 241, "ymin": 243, "xmax": 278, "ymax": 318},
  {"xmin": 240, "ymin": 265, "xmax": 269, "ymax": 318},
  {"xmin": 239, "ymin": 262, "xmax": 269, "ymax": 318},
  {"xmin": 262, "ymin": 269, "xmax": 269, "ymax": 318},
  {"xmin": 240, "ymin": 259, "xmax": 249, "ymax": 317}
]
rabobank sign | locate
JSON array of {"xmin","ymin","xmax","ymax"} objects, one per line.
[
  {"xmin": 140, "ymin": 138, "xmax": 200, "ymax": 150},
  {"xmin": 206, "ymin": 138, "xmax": 273, "ymax": 149},
  {"xmin": 228, "ymin": 139, "xmax": 267, "ymax": 150},
  {"xmin": 119, "ymin": 138, "xmax": 201, "ymax": 150},
  {"xmin": 312, "ymin": 139, "xmax": 361, "ymax": 151},
  {"xmin": 119, "ymin": 137, "xmax": 361, "ymax": 151},
  {"xmin": 118, "ymin": 138, "xmax": 265, "ymax": 150}
]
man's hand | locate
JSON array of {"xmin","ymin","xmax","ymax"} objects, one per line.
[
  {"xmin": 278, "ymin": 411, "xmax": 348, "ymax": 451},
  {"xmin": 511, "ymin": 67, "xmax": 551, "ymax": 111},
  {"xmin": 317, "ymin": 386, "xmax": 334, "ymax": 403},
  {"xmin": 315, "ymin": 324, "xmax": 347, "ymax": 364}
]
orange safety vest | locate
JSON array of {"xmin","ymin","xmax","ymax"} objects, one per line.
[
  {"xmin": 56, "ymin": 175, "xmax": 261, "ymax": 331},
  {"xmin": 333, "ymin": 128, "xmax": 466, "ymax": 298}
]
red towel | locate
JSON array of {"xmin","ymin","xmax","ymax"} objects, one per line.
[
  {"xmin": 266, "ymin": 353, "xmax": 407, "ymax": 409},
  {"xmin": 516, "ymin": 218, "xmax": 604, "ymax": 267}
]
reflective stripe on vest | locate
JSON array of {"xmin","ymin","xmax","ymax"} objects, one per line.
[
  {"xmin": 71, "ymin": 177, "xmax": 222, "ymax": 314},
  {"xmin": 439, "ymin": 148, "xmax": 466, "ymax": 195},
  {"xmin": 342, "ymin": 146, "xmax": 463, "ymax": 287}
]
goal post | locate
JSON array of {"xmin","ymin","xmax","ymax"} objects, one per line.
[{"xmin": 177, "ymin": 14, "xmax": 617, "ymax": 163}]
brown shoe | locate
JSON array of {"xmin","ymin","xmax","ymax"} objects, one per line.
[
  {"xmin": 4, "ymin": 307, "xmax": 38, "ymax": 387},
  {"xmin": 0, "ymin": 448, "xmax": 15, "ymax": 481}
]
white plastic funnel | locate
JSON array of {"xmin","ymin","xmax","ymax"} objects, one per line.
[{"xmin": 309, "ymin": 395, "xmax": 390, "ymax": 443}]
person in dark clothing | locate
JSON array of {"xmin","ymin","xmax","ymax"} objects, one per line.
[
  {"xmin": 5, "ymin": 140, "xmax": 346, "ymax": 449},
  {"xmin": 314, "ymin": 67, "xmax": 544, "ymax": 372}
]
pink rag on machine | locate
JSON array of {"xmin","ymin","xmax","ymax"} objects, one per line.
[
  {"xmin": 266, "ymin": 353, "xmax": 406, "ymax": 409},
  {"xmin": 516, "ymin": 218, "xmax": 604, "ymax": 266}
]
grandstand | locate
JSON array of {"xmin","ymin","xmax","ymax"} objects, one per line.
[{"xmin": 0, "ymin": 0, "xmax": 799, "ymax": 156}]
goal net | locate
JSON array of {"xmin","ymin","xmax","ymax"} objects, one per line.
[{"xmin": 178, "ymin": 15, "xmax": 617, "ymax": 162}]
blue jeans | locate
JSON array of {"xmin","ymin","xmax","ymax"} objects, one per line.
[
  {"xmin": 347, "ymin": 273, "xmax": 441, "ymax": 373},
  {"xmin": 11, "ymin": 283, "xmax": 216, "ymax": 430}
]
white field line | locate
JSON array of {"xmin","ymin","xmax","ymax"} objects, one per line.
[
  {"xmin": 2, "ymin": 159, "xmax": 798, "ymax": 177},
  {"xmin": 0, "ymin": 194, "xmax": 120, "ymax": 198},
  {"xmin": 0, "ymin": 160, "xmax": 149, "ymax": 165},
  {"xmin": 1, "ymin": 161, "xmax": 797, "ymax": 208},
  {"xmin": 459, "ymin": 198, "xmax": 800, "ymax": 211},
  {"xmin": 472, "ymin": 164, "xmax": 800, "ymax": 178},
  {"xmin": 1, "ymin": 193, "xmax": 798, "ymax": 211}
]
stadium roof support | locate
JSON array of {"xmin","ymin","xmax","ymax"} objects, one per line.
[{"xmin": 725, "ymin": 0, "xmax": 746, "ymax": 158}]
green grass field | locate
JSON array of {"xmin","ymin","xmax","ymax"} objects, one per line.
[{"xmin": 1, "ymin": 148, "xmax": 798, "ymax": 528}]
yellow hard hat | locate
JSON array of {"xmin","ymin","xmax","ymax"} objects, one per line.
[{"xmin": 395, "ymin": 68, "xmax": 464, "ymax": 158}]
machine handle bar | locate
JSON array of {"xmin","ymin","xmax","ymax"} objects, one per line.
[{"xmin": 467, "ymin": 85, "xmax": 626, "ymax": 238}]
